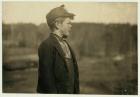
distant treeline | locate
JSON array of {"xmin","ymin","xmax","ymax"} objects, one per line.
[{"xmin": 2, "ymin": 22, "xmax": 137, "ymax": 57}]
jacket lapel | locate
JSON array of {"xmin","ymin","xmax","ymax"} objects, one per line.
[
  {"xmin": 49, "ymin": 34, "xmax": 70, "ymax": 72},
  {"xmin": 64, "ymin": 40, "xmax": 76, "ymax": 63},
  {"xmin": 49, "ymin": 34, "xmax": 77, "ymax": 73},
  {"xmin": 49, "ymin": 34, "xmax": 66, "ymax": 60},
  {"xmin": 65, "ymin": 40, "xmax": 79, "ymax": 79}
]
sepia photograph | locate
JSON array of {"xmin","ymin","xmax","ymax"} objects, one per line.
[{"xmin": 2, "ymin": 1, "xmax": 138, "ymax": 95}]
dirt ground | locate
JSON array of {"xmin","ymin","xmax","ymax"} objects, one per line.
[{"xmin": 3, "ymin": 56, "xmax": 137, "ymax": 94}]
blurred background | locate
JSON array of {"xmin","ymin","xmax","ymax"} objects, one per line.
[{"xmin": 2, "ymin": 2, "xmax": 137, "ymax": 94}]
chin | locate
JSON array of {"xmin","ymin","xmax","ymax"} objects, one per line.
[
  {"xmin": 63, "ymin": 35, "xmax": 68, "ymax": 38},
  {"xmin": 63, "ymin": 32, "xmax": 70, "ymax": 38}
]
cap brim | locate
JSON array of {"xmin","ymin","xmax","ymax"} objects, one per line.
[{"xmin": 64, "ymin": 12, "xmax": 75, "ymax": 19}]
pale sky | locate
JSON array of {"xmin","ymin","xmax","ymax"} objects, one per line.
[{"xmin": 2, "ymin": 2, "xmax": 137, "ymax": 25}]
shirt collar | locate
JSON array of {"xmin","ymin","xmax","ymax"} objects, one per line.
[{"xmin": 51, "ymin": 32, "xmax": 66, "ymax": 42}]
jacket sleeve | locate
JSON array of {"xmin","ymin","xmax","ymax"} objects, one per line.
[{"xmin": 38, "ymin": 43, "xmax": 57, "ymax": 93}]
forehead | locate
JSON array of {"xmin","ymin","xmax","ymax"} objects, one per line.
[{"xmin": 64, "ymin": 17, "xmax": 72, "ymax": 23}]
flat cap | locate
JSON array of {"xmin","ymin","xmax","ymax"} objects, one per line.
[{"xmin": 46, "ymin": 5, "xmax": 75, "ymax": 25}]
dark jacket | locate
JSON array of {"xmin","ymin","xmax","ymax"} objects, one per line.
[{"xmin": 37, "ymin": 33, "xmax": 80, "ymax": 94}]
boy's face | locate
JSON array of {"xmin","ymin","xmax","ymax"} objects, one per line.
[{"xmin": 58, "ymin": 17, "xmax": 72, "ymax": 38}]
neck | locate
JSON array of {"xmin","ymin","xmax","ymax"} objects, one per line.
[{"xmin": 52, "ymin": 30, "xmax": 63, "ymax": 38}]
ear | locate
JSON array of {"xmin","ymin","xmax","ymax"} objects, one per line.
[{"xmin": 55, "ymin": 22, "xmax": 62, "ymax": 29}]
